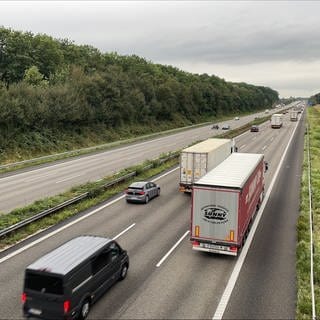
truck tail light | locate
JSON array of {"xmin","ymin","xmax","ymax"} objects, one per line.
[
  {"xmin": 230, "ymin": 246, "xmax": 237, "ymax": 253},
  {"xmin": 195, "ymin": 225, "xmax": 200, "ymax": 237},
  {"xmin": 192, "ymin": 240, "xmax": 200, "ymax": 246},
  {"xmin": 63, "ymin": 300, "xmax": 70, "ymax": 314},
  {"xmin": 21, "ymin": 292, "xmax": 27, "ymax": 304}
]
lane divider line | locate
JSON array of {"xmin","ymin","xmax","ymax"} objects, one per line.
[
  {"xmin": 113, "ymin": 223, "xmax": 136, "ymax": 240},
  {"xmin": 212, "ymin": 114, "xmax": 300, "ymax": 320},
  {"xmin": 55, "ymin": 174, "xmax": 83, "ymax": 184},
  {"xmin": 156, "ymin": 230, "xmax": 189, "ymax": 267}
]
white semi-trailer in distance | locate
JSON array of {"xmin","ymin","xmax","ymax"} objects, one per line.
[
  {"xmin": 290, "ymin": 110, "xmax": 298, "ymax": 121},
  {"xmin": 179, "ymin": 138, "xmax": 234, "ymax": 193},
  {"xmin": 271, "ymin": 114, "xmax": 283, "ymax": 128}
]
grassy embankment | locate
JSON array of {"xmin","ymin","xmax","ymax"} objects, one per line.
[{"xmin": 296, "ymin": 105, "xmax": 320, "ymax": 318}]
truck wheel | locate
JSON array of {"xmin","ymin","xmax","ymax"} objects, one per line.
[
  {"xmin": 119, "ymin": 264, "xmax": 128, "ymax": 280},
  {"xmin": 79, "ymin": 299, "xmax": 90, "ymax": 320}
]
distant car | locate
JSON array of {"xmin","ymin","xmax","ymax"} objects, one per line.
[
  {"xmin": 221, "ymin": 124, "xmax": 230, "ymax": 130},
  {"xmin": 234, "ymin": 117, "xmax": 240, "ymax": 120},
  {"xmin": 125, "ymin": 181, "xmax": 160, "ymax": 203},
  {"xmin": 211, "ymin": 124, "xmax": 219, "ymax": 129},
  {"xmin": 250, "ymin": 125, "xmax": 259, "ymax": 132}
]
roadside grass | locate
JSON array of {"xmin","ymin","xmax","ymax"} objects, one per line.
[{"xmin": 296, "ymin": 105, "xmax": 320, "ymax": 319}]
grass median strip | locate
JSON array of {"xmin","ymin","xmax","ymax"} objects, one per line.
[{"xmin": 296, "ymin": 105, "xmax": 320, "ymax": 319}]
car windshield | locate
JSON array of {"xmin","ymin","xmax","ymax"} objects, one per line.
[{"xmin": 25, "ymin": 272, "xmax": 63, "ymax": 295}]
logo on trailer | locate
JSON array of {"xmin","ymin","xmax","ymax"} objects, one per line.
[{"xmin": 201, "ymin": 205, "xmax": 229, "ymax": 224}]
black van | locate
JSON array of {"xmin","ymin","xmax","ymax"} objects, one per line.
[{"xmin": 22, "ymin": 236, "xmax": 129, "ymax": 320}]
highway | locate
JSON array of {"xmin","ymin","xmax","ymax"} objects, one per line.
[
  {"xmin": 0, "ymin": 107, "xmax": 291, "ymax": 213},
  {"xmin": 0, "ymin": 110, "xmax": 304, "ymax": 319}
]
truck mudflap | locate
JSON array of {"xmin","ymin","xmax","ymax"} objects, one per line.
[{"xmin": 192, "ymin": 240, "xmax": 238, "ymax": 256}]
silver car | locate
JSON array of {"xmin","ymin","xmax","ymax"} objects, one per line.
[{"xmin": 125, "ymin": 181, "xmax": 160, "ymax": 203}]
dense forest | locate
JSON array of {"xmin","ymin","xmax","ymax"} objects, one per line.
[{"xmin": 0, "ymin": 27, "xmax": 279, "ymax": 162}]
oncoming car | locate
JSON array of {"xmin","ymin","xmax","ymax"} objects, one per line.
[
  {"xmin": 125, "ymin": 181, "xmax": 160, "ymax": 203},
  {"xmin": 250, "ymin": 125, "xmax": 259, "ymax": 132}
]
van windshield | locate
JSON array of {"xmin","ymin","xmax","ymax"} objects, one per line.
[{"xmin": 25, "ymin": 272, "xmax": 63, "ymax": 295}]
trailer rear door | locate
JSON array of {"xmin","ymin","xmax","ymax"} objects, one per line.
[{"xmin": 192, "ymin": 187, "xmax": 239, "ymax": 244}]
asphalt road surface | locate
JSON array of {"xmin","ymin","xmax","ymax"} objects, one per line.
[{"xmin": 0, "ymin": 109, "xmax": 304, "ymax": 319}]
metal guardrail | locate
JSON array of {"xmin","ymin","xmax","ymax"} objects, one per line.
[
  {"xmin": 0, "ymin": 154, "xmax": 178, "ymax": 238},
  {"xmin": 0, "ymin": 194, "xmax": 88, "ymax": 238}
]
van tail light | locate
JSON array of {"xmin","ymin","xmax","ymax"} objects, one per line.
[
  {"xmin": 63, "ymin": 300, "xmax": 70, "ymax": 314},
  {"xmin": 21, "ymin": 292, "xmax": 27, "ymax": 304}
]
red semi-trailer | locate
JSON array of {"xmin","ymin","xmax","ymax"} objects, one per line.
[{"xmin": 190, "ymin": 153, "xmax": 265, "ymax": 256}]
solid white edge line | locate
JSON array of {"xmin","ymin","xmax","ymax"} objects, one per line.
[
  {"xmin": 0, "ymin": 166, "xmax": 180, "ymax": 264},
  {"xmin": 212, "ymin": 116, "xmax": 300, "ymax": 320},
  {"xmin": 156, "ymin": 230, "xmax": 190, "ymax": 267}
]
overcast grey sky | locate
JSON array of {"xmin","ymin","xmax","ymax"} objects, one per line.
[{"xmin": 1, "ymin": 1, "xmax": 319, "ymax": 98}]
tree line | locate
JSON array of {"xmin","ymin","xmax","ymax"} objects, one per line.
[
  {"xmin": 0, "ymin": 27, "xmax": 279, "ymax": 158},
  {"xmin": 309, "ymin": 92, "xmax": 320, "ymax": 106}
]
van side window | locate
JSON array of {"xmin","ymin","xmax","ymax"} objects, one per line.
[
  {"xmin": 92, "ymin": 250, "xmax": 112, "ymax": 275},
  {"xmin": 110, "ymin": 242, "xmax": 120, "ymax": 260}
]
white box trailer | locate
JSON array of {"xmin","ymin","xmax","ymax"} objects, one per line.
[
  {"xmin": 290, "ymin": 110, "xmax": 298, "ymax": 121},
  {"xmin": 271, "ymin": 113, "xmax": 283, "ymax": 128},
  {"xmin": 191, "ymin": 153, "xmax": 265, "ymax": 256},
  {"xmin": 179, "ymin": 138, "xmax": 234, "ymax": 193}
]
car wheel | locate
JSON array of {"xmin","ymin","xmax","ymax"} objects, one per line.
[
  {"xmin": 145, "ymin": 195, "xmax": 149, "ymax": 204},
  {"xmin": 157, "ymin": 188, "xmax": 160, "ymax": 197},
  {"xmin": 119, "ymin": 264, "xmax": 128, "ymax": 280},
  {"xmin": 79, "ymin": 299, "xmax": 90, "ymax": 320}
]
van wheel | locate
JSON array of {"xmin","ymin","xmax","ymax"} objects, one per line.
[
  {"xmin": 145, "ymin": 195, "xmax": 149, "ymax": 204},
  {"xmin": 119, "ymin": 264, "xmax": 128, "ymax": 280},
  {"xmin": 79, "ymin": 300, "xmax": 90, "ymax": 320}
]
